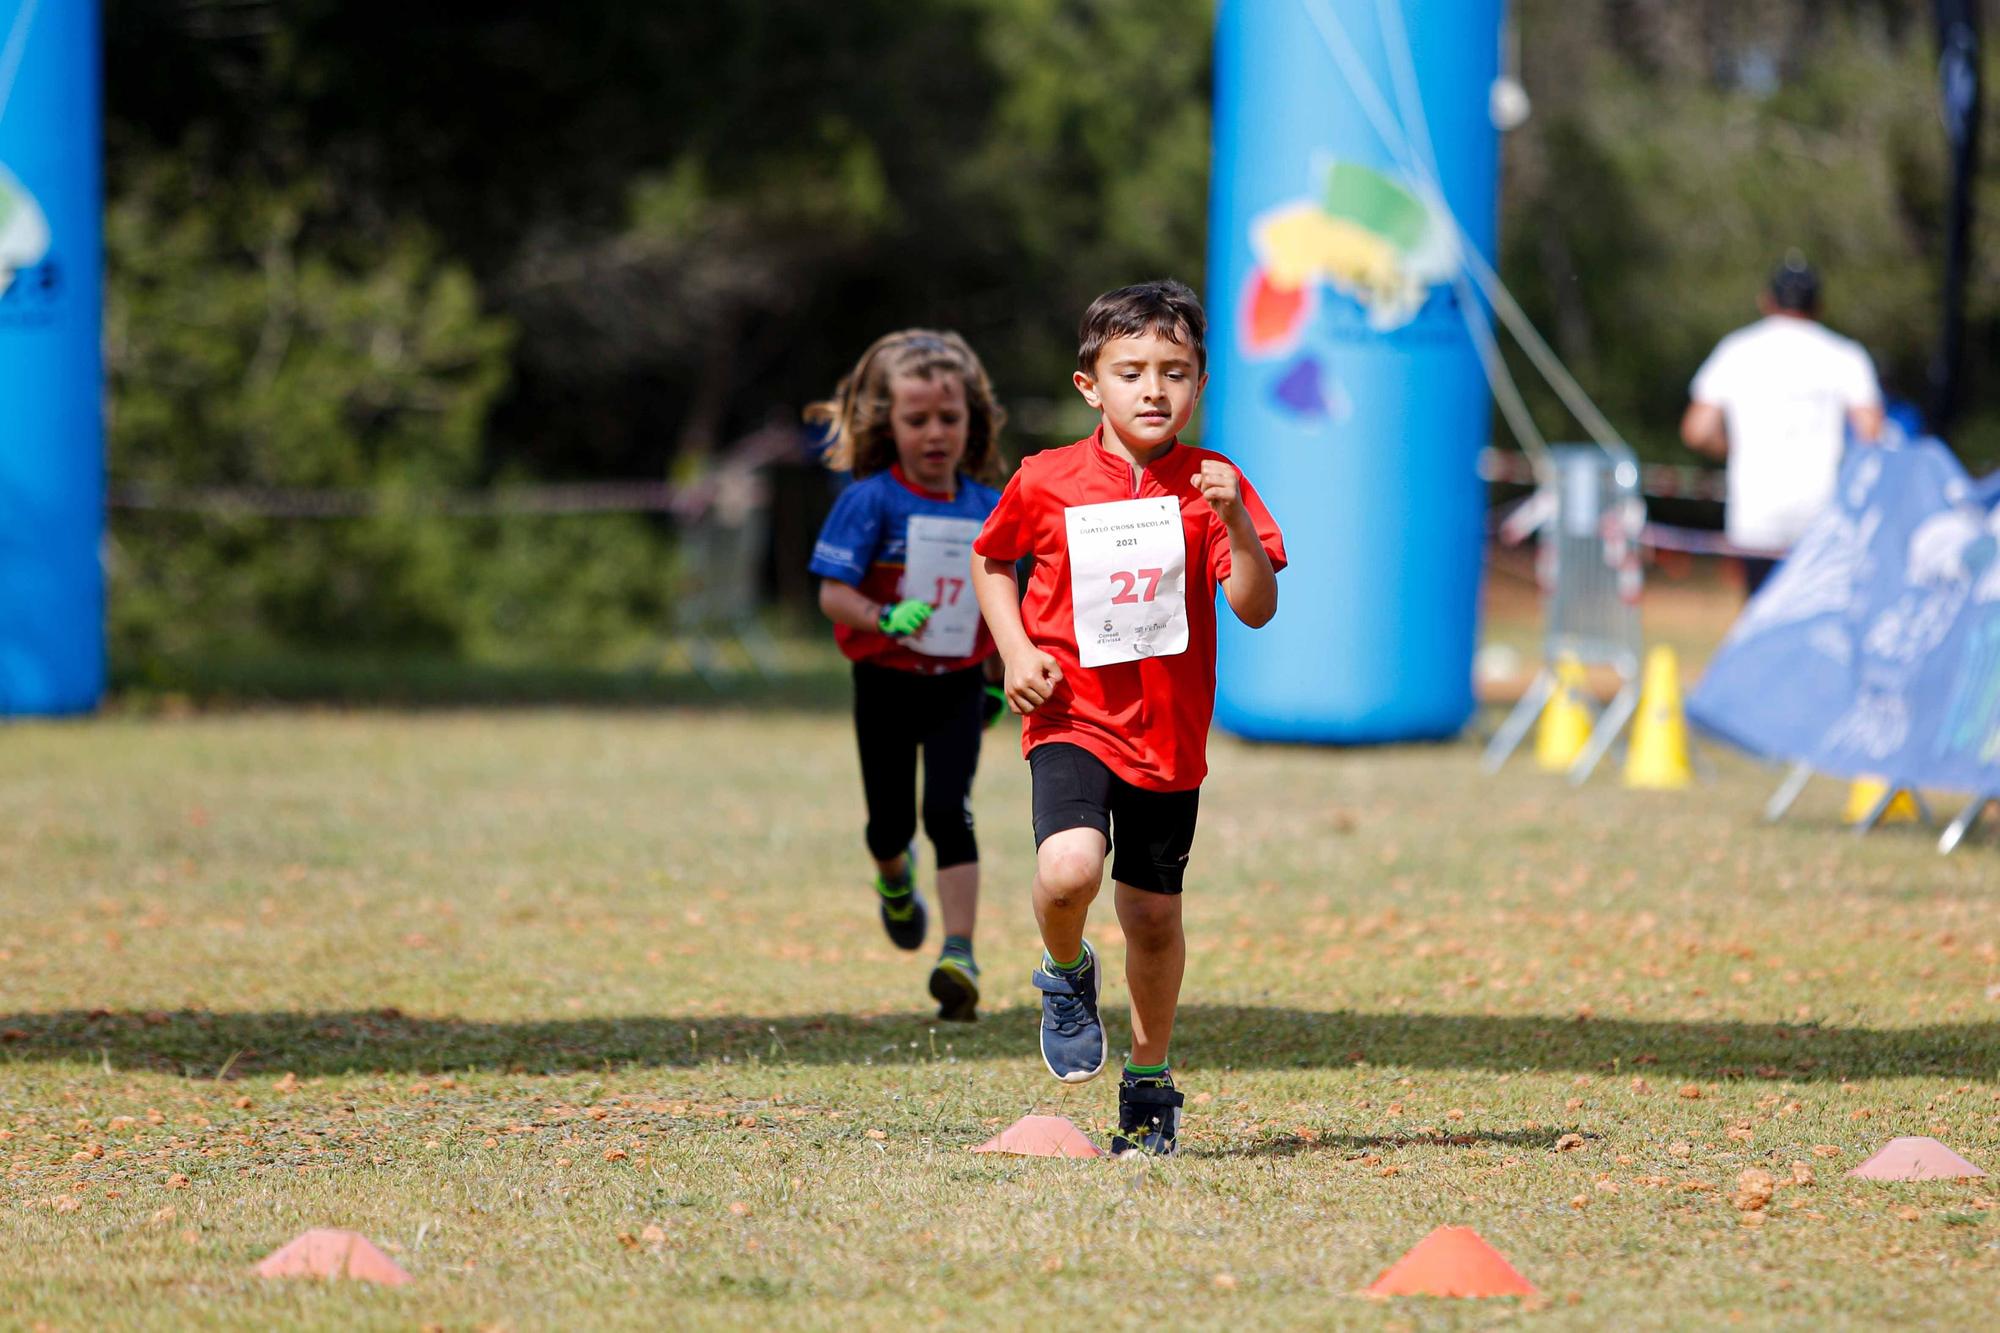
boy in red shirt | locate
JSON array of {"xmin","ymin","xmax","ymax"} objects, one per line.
[{"xmin": 971, "ymin": 279, "xmax": 1286, "ymax": 1155}]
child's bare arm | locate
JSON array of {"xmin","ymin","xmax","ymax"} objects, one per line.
[
  {"xmin": 821, "ymin": 578, "xmax": 939, "ymax": 637},
  {"xmin": 1192, "ymin": 461, "xmax": 1278, "ymax": 628},
  {"xmin": 1219, "ymin": 519, "xmax": 1278, "ymax": 627},
  {"xmin": 818, "ymin": 579, "xmax": 886, "ymax": 633},
  {"xmin": 972, "ymin": 555, "xmax": 1062, "ymax": 713}
]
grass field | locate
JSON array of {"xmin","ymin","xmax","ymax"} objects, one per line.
[{"xmin": 6, "ymin": 627, "xmax": 2000, "ymax": 1328}]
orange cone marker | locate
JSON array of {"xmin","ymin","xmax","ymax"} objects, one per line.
[
  {"xmin": 254, "ymin": 1229, "xmax": 413, "ymax": 1286},
  {"xmin": 1365, "ymin": 1227, "xmax": 1537, "ymax": 1299},
  {"xmin": 1847, "ymin": 1136, "xmax": 1988, "ymax": 1181},
  {"xmin": 971, "ymin": 1115, "xmax": 1101, "ymax": 1159}
]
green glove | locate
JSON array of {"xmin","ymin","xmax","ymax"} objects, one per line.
[
  {"xmin": 877, "ymin": 599, "xmax": 934, "ymax": 637},
  {"xmin": 982, "ymin": 685, "xmax": 1009, "ymax": 728}
]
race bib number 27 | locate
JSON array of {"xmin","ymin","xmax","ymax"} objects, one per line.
[{"xmin": 1064, "ymin": 496, "xmax": 1189, "ymax": 667}]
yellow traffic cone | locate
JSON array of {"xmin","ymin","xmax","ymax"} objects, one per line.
[
  {"xmin": 1624, "ymin": 645, "xmax": 1692, "ymax": 790},
  {"xmin": 1843, "ymin": 776, "xmax": 1920, "ymax": 825},
  {"xmin": 1535, "ymin": 655, "xmax": 1593, "ymax": 772}
]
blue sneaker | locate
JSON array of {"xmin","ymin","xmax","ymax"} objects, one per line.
[
  {"xmin": 1110, "ymin": 1070, "xmax": 1184, "ymax": 1157},
  {"xmin": 875, "ymin": 846, "xmax": 926, "ymax": 952},
  {"xmin": 1030, "ymin": 943, "xmax": 1106, "ymax": 1082},
  {"xmin": 928, "ymin": 953, "xmax": 980, "ymax": 1022}
]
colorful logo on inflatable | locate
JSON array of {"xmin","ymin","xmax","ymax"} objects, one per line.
[
  {"xmin": 1239, "ymin": 162, "xmax": 1458, "ymax": 422},
  {"xmin": 0, "ymin": 163, "xmax": 51, "ymax": 296}
]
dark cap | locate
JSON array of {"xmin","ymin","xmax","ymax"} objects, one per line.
[{"xmin": 1768, "ymin": 252, "xmax": 1821, "ymax": 314}]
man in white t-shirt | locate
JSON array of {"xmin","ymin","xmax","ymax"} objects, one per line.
[{"xmin": 1680, "ymin": 257, "xmax": 1884, "ymax": 594}]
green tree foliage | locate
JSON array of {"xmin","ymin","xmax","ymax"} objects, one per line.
[
  {"xmin": 961, "ymin": 0, "xmax": 1214, "ymax": 421},
  {"xmin": 105, "ymin": 162, "xmax": 664, "ymax": 665},
  {"xmin": 1504, "ymin": 1, "xmax": 2000, "ymax": 464},
  {"xmin": 98, "ymin": 0, "xmax": 2000, "ymax": 665}
]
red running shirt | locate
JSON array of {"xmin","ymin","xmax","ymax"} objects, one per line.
[{"xmin": 973, "ymin": 429, "xmax": 1287, "ymax": 791}]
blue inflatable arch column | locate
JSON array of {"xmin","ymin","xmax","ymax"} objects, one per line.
[
  {"xmin": 1208, "ymin": 0, "xmax": 1503, "ymax": 743},
  {"xmin": 0, "ymin": 0, "xmax": 104, "ymax": 715}
]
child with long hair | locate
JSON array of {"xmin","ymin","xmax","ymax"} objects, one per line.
[{"xmin": 806, "ymin": 329, "xmax": 1010, "ymax": 1020}]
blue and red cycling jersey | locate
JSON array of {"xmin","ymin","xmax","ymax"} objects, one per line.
[{"xmin": 809, "ymin": 464, "xmax": 1001, "ymax": 675}]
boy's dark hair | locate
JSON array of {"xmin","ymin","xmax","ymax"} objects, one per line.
[{"xmin": 1077, "ymin": 279, "xmax": 1207, "ymax": 375}]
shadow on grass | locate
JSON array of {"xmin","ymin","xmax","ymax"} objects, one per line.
[
  {"xmin": 1211, "ymin": 1126, "xmax": 1575, "ymax": 1159},
  {"xmin": 1, "ymin": 1005, "xmax": 1990, "ymax": 1083},
  {"xmin": 108, "ymin": 647, "xmax": 852, "ymax": 712}
]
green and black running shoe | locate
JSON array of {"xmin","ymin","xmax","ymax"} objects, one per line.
[
  {"xmin": 1110, "ymin": 1070, "xmax": 1185, "ymax": 1157},
  {"xmin": 875, "ymin": 847, "xmax": 927, "ymax": 951},
  {"xmin": 928, "ymin": 953, "xmax": 980, "ymax": 1022}
]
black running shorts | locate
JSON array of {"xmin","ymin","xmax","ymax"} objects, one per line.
[{"xmin": 1028, "ymin": 742, "xmax": 1199, "ymax": 895}]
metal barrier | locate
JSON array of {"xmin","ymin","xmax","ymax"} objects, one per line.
[
  {"xmin": 1765, "ymin": 763, "xmax": 1995, "ymax": 855},
  {"xmin": 1483, "ymin": 443, "xmax": 1647, "ymax": 782},
  {"xmin": 669, "ymin": 468, "xmax": 781, "ymax": 683},
  {"xmin": 1941, "ymin": 795, "xmax": 1999, "ymax": 853},
  {"xmin": 660, "ymin": 427, "xmax": 802, "ymax": 683}
]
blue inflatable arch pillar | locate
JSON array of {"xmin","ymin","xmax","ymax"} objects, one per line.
[
  {"xmin": 0, "ymin": 0, "xmax": 104, "ymax": 715},
  {"xmin": 1208, "ymin": 0, "xmax": 1503, "ymax": 743}
]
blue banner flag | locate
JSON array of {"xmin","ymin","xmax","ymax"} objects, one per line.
[{"xmin": 1688, "ymin": 439, "xmax": 2000, "ymax": 793}]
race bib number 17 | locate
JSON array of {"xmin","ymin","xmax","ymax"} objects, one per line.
[
  {"xmin": 1065, "ymin": 496, "xmax": 1189, "ymax": 667},
  {"xmin": 902, "ymin": 516, "xmax": 984, "ymax": 658}
]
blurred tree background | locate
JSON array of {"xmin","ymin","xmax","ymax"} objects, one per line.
[{"xmin": 102, "ymin": 0, "xmax": 1999, "ymax": 672}]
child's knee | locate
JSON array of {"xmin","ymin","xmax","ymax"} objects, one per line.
[
  {"xmin": 921, "ymin": 798, "xmax": 976, "ymax": 866},
  {"xmin": 1036, "ymin": 841, "xmax": 1104, "ymax": 906},
  {"xmin": 1118, "ymin": 891, "xmax": 1183, "ymax": 949},
  {"xmin": 925, "ymin": 825, "xmax": 977, "ymax": 869},
  {"xmin": 865, "ymin": 818, "xmax": 917, "ymax": 863}
]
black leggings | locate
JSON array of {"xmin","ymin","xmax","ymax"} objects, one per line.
[{"xmin": 852, "ymin": 661, "xmax": 983, "ymax": 869}]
